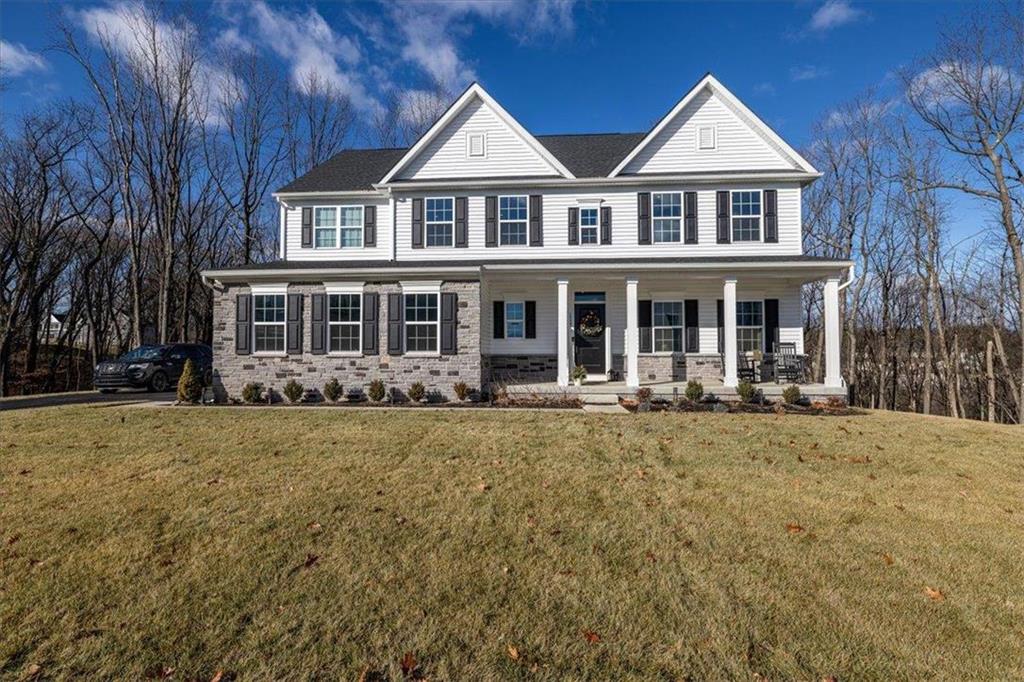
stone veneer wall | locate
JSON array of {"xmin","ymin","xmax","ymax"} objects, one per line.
[
  {"xmin": 484, "ymin": 355, "xmax": 558, "ymax": 384},
  {"xmin": 637, "ymin": 354, "xmax": 724, "ymax": 383},
  {"xmin": 212, "ymin": 280, "xmax": 481, "ymax": 402}
]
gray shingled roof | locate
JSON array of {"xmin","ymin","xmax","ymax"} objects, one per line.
[{"xmin": 275, "ymin": 132, "xmax": 649, "ymax": 194}]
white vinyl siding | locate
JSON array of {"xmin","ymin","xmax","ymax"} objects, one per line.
[{"xmin": 284, "ymin": 199, "xmax": 390, "ymax": 261}]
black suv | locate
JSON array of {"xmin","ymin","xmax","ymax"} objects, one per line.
[{"xmin": 94, "ymin": 344, "xmax": 213, "ymax": 393}]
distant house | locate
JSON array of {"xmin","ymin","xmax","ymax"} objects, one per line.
[{"xmin": 202, "ymin": 74, "xmax": 851, "ymax": 401}]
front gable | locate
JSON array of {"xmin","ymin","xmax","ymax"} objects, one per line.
[
  {"xmin": 382, "ymin": 84, "xmax": 573, "ymax": 183},
  {"xmin": 613, "ymin": 75, "xmax": 817, "ymax": 177}
]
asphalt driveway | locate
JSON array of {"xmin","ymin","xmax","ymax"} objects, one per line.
[{"xmin": 0, "ymin": 390, "xmax": 172, "ymax": 412}]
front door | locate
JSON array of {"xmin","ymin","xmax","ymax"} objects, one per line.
[{"xmin": 574, "ymin": 300, "xmax": 606, "ymax": 376}]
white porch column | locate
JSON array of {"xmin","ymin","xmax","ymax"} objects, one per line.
[
  {"xmin": 557, "ymin": 279, "xmax": 570, "ymax": 387},
  {"xmin": 723, "ymin": 277, "xmax": 738, "ymax": 387},
  {"xmin": 824, "ymin": 276, "xmax": 843, "ymax": 387},
  {"xmin": 625, "ymin": 277, "xmax": 639, "ymax": 389}
]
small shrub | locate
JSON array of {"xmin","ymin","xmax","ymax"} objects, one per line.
[
  {"xmin": 571, "ymin": 365, "xmax": 588, "ymax": 382},
  {"xmin": 453, "ymin": 381, "xmax": 471, "ymax": 401},
  {"xmin": 635, "ymin": 387, "xmax": 653, "ymax": 403},
  {"xmin": 283, "ymin": 379, "xmax": 304, "ymax": 404},
  {"xmin": 736, "ymin": 380, "xmax": 756, "ymax": 403},
  {"xmin": 408, "ymin": 381, "xmax": 426, "ymax": 402},
  {"xmin": 684, "ymin": 380, "xmax": 703, "ymax": 402},
  {"xmin": 323, "ymin": 378, "xmax": 343, "ymax": 402},
  {"xmin": 346, "ymin": 387, "xmax": 366, "ymax": 402},
  {"xmin": 367, "ymin": 379, "xmax": 386, "ymax": 402},
  {"xmin": 782, "ymin": 384, "xmax": 802, "ymax": 405},
  {"xmin": 241, "ymin": 382, "xmax": 264, "ymax": 404},
  {"xmin": 176, "ymin": 359, "xmax": 203, "ymax": 404}
]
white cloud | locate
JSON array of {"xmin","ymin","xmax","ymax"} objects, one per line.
[
  {"xmin": 909, "ymin": 61, "xmax": 1019, "ymax": 108},
  {"xmin": 753, "ymin": 81, "xmax": 776, "ymax": 95},
  {"xmin": 0, "ymin": 40, "xmax": 49, "ymax": 77},
  {"xmin": 790, "ymin": 65, "xmax": 832, "ymax": 82},
  {"xmin": 214, "ymin": 27, "xmax": 254, "ymax": 55},
  {"xmin": 808, "ymin": 0, "xmax": 863, "ymax": 32}
]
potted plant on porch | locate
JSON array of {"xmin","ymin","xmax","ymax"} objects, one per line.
[{"xmin": 571, "ymin": 364, "xmax": 588, "ymax": 387}]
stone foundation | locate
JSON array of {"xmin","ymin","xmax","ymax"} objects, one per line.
[
  {"xmin": 212, "ymin": 280, "xmax": 481, "ymax": 402},
  {"xmin": 635, "ymin": 353, "xmax": 723, "ymax": 383},
  {"xmin": 484, "ymin": 354, "xmax": 558, "ymax": 384}
]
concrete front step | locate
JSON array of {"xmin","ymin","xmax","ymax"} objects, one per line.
[
  {"xmin": 580, "ymin": 393, "xmax": 620, "ymax": 405},
  {"xmin": 582, "ymin": 403, "xmax": 629, "ymax": 414}
]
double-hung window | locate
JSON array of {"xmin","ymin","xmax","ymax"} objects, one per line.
[
  {"xmin": 736, "ymin": 301, "xmax": 764, "ymax": 353},
  {"xmin": 652, "ymin": 192, "xmax": 681, "ymax": 243},
  {"xmin": 579, "ymin": 207, "xmax": 599, "ymax": 245},
  {"xmin": 328, "ymin": 294, "xmax": 361, "ymax": 353},
  {"xmin": 339, "ymin": 207, "xmax": 364, "ymax": 247},
  {"xmin": 499, "ymin": 196, "xmax": 528, "ymax": 245},
  {"xmin": 404, "ymin": 293, "xmax": 439, "ymax": 353},
  {"xmin": 653, "ymin": 301, "xmax": 683, "ymax": 352},
  {"xmin": 505, "ymin": 301, "xmax": 525, "ymax": 339},
  {"xmin": 314, "ymin": 208, "xmax": 337, "ymax": 248},
  {"xmin": 731, "ymin": 190, "xmax": 762, "ymax": 242},
  {"xmin": 425, "ymin": 198, "xmax": 454, "ymax": 247},
  {"xmin": 253, "ymin": 294, "xmax": 286, "ymax": 353}
]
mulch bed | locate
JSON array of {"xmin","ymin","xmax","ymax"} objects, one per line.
[
  {"xmin": 212, "ymin": 396, "xmax": 584, "ymax": 410},
  {"xmin": 620, "ymin": 397, "xmax": 861, "ymax": 417}
]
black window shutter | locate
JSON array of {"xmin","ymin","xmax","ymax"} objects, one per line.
[
  {"xmin": 567, "ymin": 207, "xmax": 579, "ymax": 245},
  {"xmin": 301, "ymin": 207, "xmax": 313, "ymax": 248},
  {"xmin": 455, "ymin": 197, "xmax": 468, "ymax": 248},
  {"xmin": 637, "ymin": 192, "xmax": 651, "ymax": 245},
  {"xmin": 529, "ymin": 195, "xmax": 543, "ymax": 246},
  {"xmin": 362, "ymin": 292, "xmax": 379, "ymax": 355},
  {"xmin": 716, "ymin": 299, "xmax": 724, "ymax": 353},
  {"xmin": 441, "ymin": 293, "xmax": 458, "ymax": 355},
  {"xmin": 716, "ymin": 191, "xmax": 731, "ymax": 244},
  {"xmin": 684, "ymin": 191, "xmax": 698, "ymax": 244},
  {"xmin": 235, "ymin": 293, "xmax": 251, "ymax": 355},
  {"xmin": 411, "ymin": 198, "xmax": 424, "ymax": 249},
  {"xmin": 600, "ymin": 206, "xmax": 612, "ymax": 244},
  {"xmin": 485, "ymin": 196, "xmax": 497, "ymax": 247},
  {"xmin": 764, "ymin": 298, "xmax": 779, "ymax": 353},
  {"xmin": 363, "ymin": 205, "xmax": 376, "ymax": 247},
  {"xmin": 684, "ymin": 299, "xmax": 699, "ymax": 353},
  {"xmin": 387, "ymin": 293, "xmax": 404, "ymax": 355},
  {"xmin": 311, "ymin": 293, "xmax": 326, "ymax": 355},
  {"xmin": 492, "ymin": 300, "xmax": 504, "ymax": 339},
  {"xmin": 764, "ymin": 189, "xmax": 778, "ymax": 243},
  {"xmin": 286, "ymin": 293, "xmax": 303, "ymax": 355},
  {"xmin": 639, "ymin": 299, "xmax": 653, "ymax": 353},
  {"xmin": 525, "ymin": 301, "xmax": 536, "ymax": 339}
]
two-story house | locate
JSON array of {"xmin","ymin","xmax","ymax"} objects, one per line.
[{"xmin": 202, "ymin": 74, "xmax": 851, "ymax": 401}]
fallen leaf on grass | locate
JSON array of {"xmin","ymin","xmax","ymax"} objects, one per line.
[
  {"xmin": 786, "ymin": 523, "xmax": 804, "ymax": 534},
  {"xmin": 210, "ymin": 671, "xmax": 224, "ymax": 682},
  {"xmin": 583, "ymin": 630, "xmax": 601, "ymax": 644},
  {"xmin": 206, "ymin": 477, "xmax": 223, "ymax": 485},
  {"xmin": 507, "ymin": 645, "xmax": 520, "ymax": 660},
  {"xmin": 400, "ymin": 651, "xmax": 417, "ymax": 676},
  {"xmin": 6, "ymin": 534, "xmax": 19, "ymax": 546},
  {"xmin": 476, "ymin": 482, "xmax": 491, "ymax": 492},
  {"xmin": 924, "ymin": 586, "xmax": 945, "ymax": 601},
  {"xmin": 306, "ymin": 521, "xmax": 322, "ymax": 531},
  {"xmin": 882, "ymin": 553, "xmax": 894, "ymax": 566},
  {"xmin": 645, "ymin": 551, "xmax": 657, "ymax": 563},
  {"xmin": 303, "ymin": 554, "xmax": 319, "ymax": 569}
]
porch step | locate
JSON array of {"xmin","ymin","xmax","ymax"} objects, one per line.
[
  {"xmin": 579, "ymin": 393, "xmax": 620, "ymax": 405},
  {"xmin": 583, "ymin": 403, "xmax": 629, "ymax": 414}
]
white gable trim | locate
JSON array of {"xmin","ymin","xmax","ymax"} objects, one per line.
[
  {"xmin": 379, "ymin": 83, "xmax": 575, "ymax": 184},
  {"xmin": 609, "ymin": 74, "xmax": 818, "ymax": 177}
]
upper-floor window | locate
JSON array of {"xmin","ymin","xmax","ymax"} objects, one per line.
[
  {"xmin": 253, "ymin": 294, "xmax": 286, "ymax": 353},
  {"xmin": 405, "ymin": 293, "xmax": 439, "ymax": 353},
  {"xmin": 653, "ymin": 301, "xmax": 683, "ymax": 352},
  {"xmin": 314, "ymin": 206, "xmax": 363, "ymax": 248},
  {"xmin": 736, "ymin": 300, "xmax": 764, "ymax": 352},
  {"xmin": 499, "ymin": 196, "xmax": 528, "ymax": 246},
  {"xmin": 505, "ymin": 301, "xmax": 525, "ymax": 339},
  {"xmin": 328, "ymin": 294, "xmax": 361, "ymax": 353},
  {"xmin": 652, "ymin": 192, "xmax": 681, "ymax": 243},
  {"xmin": 732, "ymin": 191, "xmax": 762, "ymax": 242},
  {"xmin": 579, "ymin": 207, "xmax": 599, "ymax": 245},
  {"xmin": 425, "ymin": 198, "xmax": 454, "ymax": 247}
]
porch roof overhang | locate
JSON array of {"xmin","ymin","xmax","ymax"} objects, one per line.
[{"xmin": 201, "ymin": 255, "xmax": 851, "ymax": 287}]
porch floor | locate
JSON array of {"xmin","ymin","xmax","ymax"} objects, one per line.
[{"xmin": 502, "ymin": 379, "xmax": 846, "ymax": 401}]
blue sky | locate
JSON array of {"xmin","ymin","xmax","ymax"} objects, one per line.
[{"xmin": 0, "ymin": 0, "xmax": 991, "ymax": 237}]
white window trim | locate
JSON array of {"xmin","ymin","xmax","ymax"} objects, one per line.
[
  {"xmin": 697, "ymin": 125, "xmax": 717, "ymax": 151},
  {"xmin": 401, "ymin": 282, "xmax": 442, "ymax": 356},
  {"xmin": 498, "ymin": 195, "xmax": 529, "ymax": 247},
  {"xmin": 651, "ymin": 191, "xmax": 682, "ymax": 244},
  {"xmin": 651, "ymin": 299, "xmax": 684, "ymax": 355},
  {"xmin": 736, "ymin": 298, "xmax": 766, "ymax": 354},
  {"xmin": 312, "ymin": 205, "xmax": 364, "ymax": 250},
  {"xmin": 325, "ymin": 283, "xmax": 364, "ymax": 356},
  {"xmin": 730, "ymin": 189, "xmax": 764, "ymax": 243},
  {"xmin": 251, "ymin": 285, "xmax": 288, "ymax": 356},
  {"xmin": 466, "ymin": 131, "xmax": 487, "ymax": 158},
  {"xmin": 578, "ymin": 206, "xmax": 600, "ymax": 247},
  {"xmin": 424, "ymin": 196, "xmax": 455, "ymax": 248},
  {"xmin": 504, "ymin": 300, "xmax": 526, "ymax": 340}
]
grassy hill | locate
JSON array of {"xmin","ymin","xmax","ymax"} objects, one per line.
[{"xmin": 1, "ymin": 407, "xmax": 1021, "ymax": 679}]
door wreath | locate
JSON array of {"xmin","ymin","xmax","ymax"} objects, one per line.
[{"xmin": 578, "ymin": 310, "xmax": 604, "ymax": 337}]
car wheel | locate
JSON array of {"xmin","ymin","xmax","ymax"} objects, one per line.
[
  {"xmin": 149, "ymin": 371, "xmax": 169, "ymax": 393},
  {"xmin": 99, "ymin": 388, "xmax": 117, "ymax": 394},
  {"xmin": 203, "ymin": 369, "xmax": 213, "ymax": 386}
]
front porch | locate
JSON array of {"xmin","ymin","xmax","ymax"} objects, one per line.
[{"xmin": 501, "ymin": 378, "xmax": 848, "ymax": 402}]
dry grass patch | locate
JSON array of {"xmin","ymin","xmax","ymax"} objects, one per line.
[{"xmin": 1, "ymin": 407, "xmax": 1022, "ymax": 679}]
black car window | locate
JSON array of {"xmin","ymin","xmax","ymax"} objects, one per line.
[
  {"xmin": 168, "ymin": 347, "xmax": 187, "ymax": 360},
  {"xmin": 120, "ymin": 346, "xmax": 166, "ymax": 362}
]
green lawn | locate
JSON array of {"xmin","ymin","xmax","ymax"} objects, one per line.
[{"xmin": 1, "ymin": 406, "xmax": 1022, "ymax": 679}]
